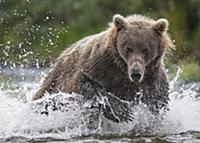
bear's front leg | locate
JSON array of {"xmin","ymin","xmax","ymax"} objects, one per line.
[
  {"xmin": 80, "ymin": 71, "xmax": 134, "ymax": 123},
  {"xmin": 142, "ymin": 78, "xmax": 169, "ymax": 115}
]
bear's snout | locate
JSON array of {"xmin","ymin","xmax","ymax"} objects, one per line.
[{"xmin": 128, "ymin": 61, "xmax": 144, "ymax": 82}]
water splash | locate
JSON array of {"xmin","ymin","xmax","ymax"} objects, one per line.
[{"xmin": 0, "ymin": 67, "xmax": 199, "ymax": 141}]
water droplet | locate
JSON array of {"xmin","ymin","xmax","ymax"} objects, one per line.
[{"xmin": 7, "ymin": 41, "xmax": 10, "ymax": 45}]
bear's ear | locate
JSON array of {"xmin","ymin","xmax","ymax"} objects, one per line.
[
  {"xmin": 113, "ymin": 14, "xmax": 128, "ymax": 31},
  {"xmin": 153, "ymin": 18, "xmax": 169, "ymax": 35}
]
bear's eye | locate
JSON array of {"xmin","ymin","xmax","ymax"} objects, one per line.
[
  {"xmin": 124, "ymin": 46, "xmax": 133, "ymax": 57},
  {"xmin": 125, "ymin": 46, "xmax": 133, "ymax": 53},
  {"xmin": 142, "ymin": 48, "xmax": 149, "ymax": 56}
]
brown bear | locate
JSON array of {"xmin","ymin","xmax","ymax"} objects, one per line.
[{"xmin": 33, "ymin": 14, "xmax": 172, "ymax": 122}]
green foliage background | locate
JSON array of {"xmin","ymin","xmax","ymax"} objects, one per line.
[{"xmin": 0, "ymin": 0, "xmax": 200, "ymax": 80}]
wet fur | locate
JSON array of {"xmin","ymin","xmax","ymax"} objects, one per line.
[{"xmin": 33, "ymin": 14, "xmax": 172, "ymax": 114}]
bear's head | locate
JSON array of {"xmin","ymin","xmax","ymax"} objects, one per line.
[{"xmin": 112, "ymin": 14, "xmax": 171, "ymax": 82}]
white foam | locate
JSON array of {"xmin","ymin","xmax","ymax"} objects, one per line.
[{"xmin": 0, "ymin": 68, "xmax": 199, "ymax": 139}]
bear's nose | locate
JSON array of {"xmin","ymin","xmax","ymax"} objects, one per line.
[{"xmin": 131, "ymin": 69, "xmax": 142, "ymax": 82}]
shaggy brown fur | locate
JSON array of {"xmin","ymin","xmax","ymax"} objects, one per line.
[{"xmin": 33, "ymin": 14, "xmax": 173, "ymax": 122}]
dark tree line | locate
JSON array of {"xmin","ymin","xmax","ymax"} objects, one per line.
[{"xmin": 0, "ymin": 0, "xmax": 200, "ymax": 68}]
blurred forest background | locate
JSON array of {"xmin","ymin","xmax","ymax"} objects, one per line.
[{"xmin": 0, "ymin": 0, "xmax": 200, "ymax": 81}]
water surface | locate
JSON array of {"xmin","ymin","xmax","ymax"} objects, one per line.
[{"xmin": 0, "ymin": 68, "xmax": 200, "ymax": 143}]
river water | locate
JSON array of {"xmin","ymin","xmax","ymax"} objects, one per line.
[{"xmin": 0, "ymin": 67, "xmax": 200, "ymax": 143}]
